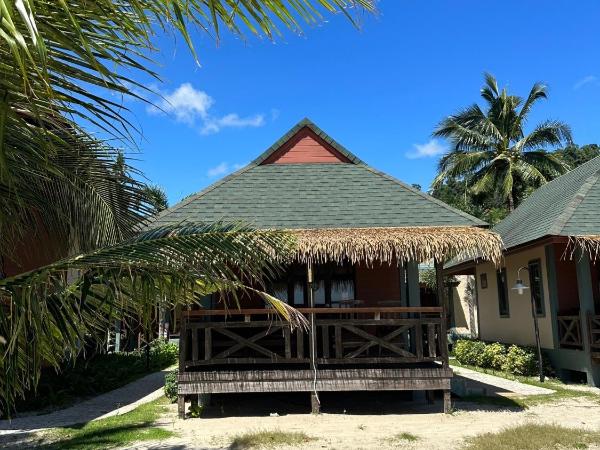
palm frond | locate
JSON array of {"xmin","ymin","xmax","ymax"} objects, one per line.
[
  {"xmin": 432, "ymin": 150, "xmax": 494, "ymax": 189},
  {"xmin": 516, "ymin": 82, "xmax": 547, "ymax": 127},
  {"xmin": 433, "ymin": 105, "xmax": 500, "ymax": 150},
  {"xmin": 515, "ymin": 120, "xmax": 573, "ymax": 152},
  {"xmin": 480, "ymin": 72, "xmax": 499, "ymax": 104},
  {"xmin": 0, "ymin": 222, "xmax": 296, "ymax": 416},
  {"xmin": 521, "ymin": 151, "xmax": 570, "ymax": 178}
]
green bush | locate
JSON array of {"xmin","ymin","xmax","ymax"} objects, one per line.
[
  {"xmin": 164, "ymin": 370, "xmax": 178, "ymax": 403},
  {"xmin": 454, "ymin": 339, "xmax": 549, "ymax": 377},
  {"xmin": 454, "ymin": 339, "xmax": 485, "ymax": 366},
  {"xmin": 502, "ymin": 345, "xmax": 538, "ymax": 376},
  {"xmin": 13, "ymin": 338, "xmax": 179, "ymax": 415},
  {"xmin": 478, "ymin": 342, "xmax": 506, "ymax": 370}
]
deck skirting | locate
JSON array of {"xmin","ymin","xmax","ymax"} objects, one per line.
[{"xmin": 178, "ymin": 367, "xmax": 452, "ymax": 395}]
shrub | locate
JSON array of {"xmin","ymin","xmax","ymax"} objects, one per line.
[
  {"xmin": 12, "ymin": 338, "xmax": 179, "ymax": 415},
  {"xmin": 453, "ymin": 339, "xmax": 551, "ymax": 377},
  {"xmin": 135, "ymin": 338, "xmax": 178, "ymax": 368},
  {"xmin": 164, "ymin": 370, "xmax": 178, "ymax": 403},
  {"xmin": 478, "ymin": 342, "xmax": 506, "ymax": 370},
  {"xmin": 502, "ymin": 345, "xmax": 538, "ymax": 376},
  {"xmin": 454, "ymin": 339, "xmax": 485, "ymax": 366}
]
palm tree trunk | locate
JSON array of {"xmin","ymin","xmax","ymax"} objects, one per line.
[{"xmin": 508, "ymin": 191, "xmax": 515, "ymax": 211}]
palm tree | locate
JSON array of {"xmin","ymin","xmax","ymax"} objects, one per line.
[
  {"xmin": 432, "ymin": 73, "xmax": 572, "ymax": 211},
  {"xmin": 0, "ymin": 0, "xmax": 373, "ymax": 415}
]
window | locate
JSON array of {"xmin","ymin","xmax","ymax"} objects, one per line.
[
  {"xmin": 266, "ymin": 262, "xmax": 355, "ymax": 307},
  {"xmin": 497, "ymin": 268, "xmax": 509, "ymax": 317},
  {"xmin": 528, "ymin": 259, "xmax": 545, "ymax": 316}
]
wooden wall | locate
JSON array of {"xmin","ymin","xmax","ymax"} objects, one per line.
[
  {"xmin": 261, "ymin": 128, "xmax": 350, "ymax": 165},
  {"xmin": 355, "ymin": 262, "xmax": 401, "ymax": 306}
]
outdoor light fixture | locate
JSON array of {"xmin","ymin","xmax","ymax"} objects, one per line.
[
  {"xmin": 513, "ymin": 266, "xmax": 545, "ymax": 383},
  {"xmin": 512, "ymin": 279, "xmax": 529, "ymax": 295},
  {"xmin": 512, "ymin": 267, "xmax": 530, "ymax": 294}
]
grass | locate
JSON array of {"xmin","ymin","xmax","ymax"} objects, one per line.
[
  {"xmin": 36, "ymin": 396, "xmax": 174, "ymax": 450},
  {"xmin": 13, "ymin": 340, "xmax": 178, "ymax": 415},
  {"xmin": 385, "ymin": 432, "xmax": 420, "ymax": 443},
  {"xmin": 229, "ymin": 430, "xmax": 315, "ymax": 449},
  {"xmin": 464, "ymin": 424, "xmax": 600, "ymax": 450},
  {"xmin": 449, "ymin": 359, "xmax": 600, "ymax": 408}
]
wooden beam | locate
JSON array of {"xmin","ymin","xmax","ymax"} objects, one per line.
[{"xmin": 184, "ymin": 306, "xmax": 443, "ymax": 317}]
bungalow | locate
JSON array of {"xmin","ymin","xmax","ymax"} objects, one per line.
[
  {"xmin": 447, "ymin": 157, "xmax": 600, "ymax": 387},
  {"xmin": 151, "ymin": 119, "xmax": 502, "ymax": 416}
]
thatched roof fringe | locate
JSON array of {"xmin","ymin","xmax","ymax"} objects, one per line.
[
  {"xmin": 290, "ymin": 226, "xmax": 502, "ymax": 266},
  {"xmin": 566, "ymin": 235, "xmax": 600, "ymax": 262}
]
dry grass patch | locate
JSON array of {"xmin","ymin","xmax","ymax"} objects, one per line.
[
  {"xmin": 385, "ymin": 432, "xmax": 420, "ymax": 443},
  {"xmin": 229, "ymin": 430, "xmax": 315, "ymax": 449},
  {"xmin": 464, "ymin": 424, "xmax": 600, "ymax": 450}
]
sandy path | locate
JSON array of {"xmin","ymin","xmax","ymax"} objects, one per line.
[{"xmin": 133, "ymin": 396, "xmax": 600, "ymax": 450}]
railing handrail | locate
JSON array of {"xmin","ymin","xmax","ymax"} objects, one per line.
[
  {"xmin": 183, "ymin": 306, "xmax": 443, "ymax": 318},
  {"xmin": 557, "ymin": 314, "xmax": 581, "ymax": 320}
]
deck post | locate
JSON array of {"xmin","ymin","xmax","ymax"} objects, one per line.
[
  {"xmin": 434, "ymin": 259, "xmax": 449, "ymax": 367},
  {"xmin": 310, "ymin": 392, "xmax": 320, "ymax": 414},
  {"xmin": 307, "ymin": 261, "xmax": 320, "ymax": 414},
  {"xmin": 443, "ymin": 390, "xmax": 452, "ymax": 413},
  {"xmin": 177, "ymin": 395, "xmax": 186, "ymax": 419}
]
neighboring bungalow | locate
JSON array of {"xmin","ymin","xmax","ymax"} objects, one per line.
[
  {"xmin": 152, "ymin": 119, "xmax": 502, "ymax": 416},
  {"xmin": 447, "ymin": 157, "xmax": 600, "ymax": 386}
]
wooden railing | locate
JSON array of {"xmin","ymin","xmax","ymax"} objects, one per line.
[
  {"xmin": 558, "ymin": 315, "xmax": 583, "ymax": 349},
  {"xmin": 179, "ymin": 307, "xmax": 448, "ymax": 370}
]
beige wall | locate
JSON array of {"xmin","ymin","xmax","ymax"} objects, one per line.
[
  {"xmin": 475, "ymin": 245, "xmax": 555, "ymax": 349},
  {"xmin": 451, "ymin": 275, "xmax": 477, "ymax": 335}
]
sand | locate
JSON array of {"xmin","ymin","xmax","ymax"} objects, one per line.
[{"xmin": 137, "ymin": 392, "xmax": 600, "ymax": 450}]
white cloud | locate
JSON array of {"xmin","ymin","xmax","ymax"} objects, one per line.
[
  {"xmin": 201, "ymin": 113, "xmax": 265, "ymax": 135},
  {"xmin": 207, "ymin": 162, "xmax": 247, "ymax": 178},
  {"xmin": 573, "ymin": 75, "xmax": 598, "ymax": 90},
  {"xmin": 149, "ymin": 83, "xmax": 213, "ymax": 124},
  {"xmin": 148, "ymin": 83, "xmax": 266, "ymax": 134},
  {"xmin": 405, "ymin": 139, "xmax": 447, "ymax": 159}
]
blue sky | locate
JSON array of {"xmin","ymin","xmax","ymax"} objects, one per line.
[{"xmin": 123, "ymin": 1, "xmax": 600, "ymax": 205}]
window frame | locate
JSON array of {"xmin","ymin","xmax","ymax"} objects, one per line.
[
  {"xmin": 496, "ymin": 268, "xmax": 510, "ymax": 317},
  {"xmin": 528, "ymin": 259, "xmax": 546, "ymax": 317}
]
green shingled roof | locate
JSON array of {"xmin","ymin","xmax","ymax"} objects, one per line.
[
  {"xmin": 493, "ymin": 155, "xmax": 600, "ymax": 249},
  {"xmin": 152, "ymin": 119, "xmax": 486, "ymax": 230}
]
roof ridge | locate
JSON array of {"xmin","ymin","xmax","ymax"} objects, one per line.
[
  {"xmin": 548, "ymin": 166, "xmax": 600, "ymax": 235},
  {"xmin": 360, "ymin": 165, "xmax": 488, "ymax": 227},
  {"xmin": 251, "ymin": 118, "xmax": 365, "ymax": 166}
]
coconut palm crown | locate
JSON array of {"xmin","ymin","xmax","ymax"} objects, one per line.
[{"xmin": 432, "ymin": 73, "xmax": 573, "ymax": 211}]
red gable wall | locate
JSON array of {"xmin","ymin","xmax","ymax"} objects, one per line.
[{"xmin": 260, "ymin": 127, "xmax": 351, "ymax": 165}]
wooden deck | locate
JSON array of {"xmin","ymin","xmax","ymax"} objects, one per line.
[
  {"xmin": 177, "ymin": 306, "xmax": 452, "ymax": 416},
  {"xmin": 558, "ymin": 313, "xmax": 600, "ymax": 357}
]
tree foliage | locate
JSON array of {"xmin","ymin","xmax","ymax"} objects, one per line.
[
  {"xmin": 0, "ymin": 0, "xmax": 373, "ymax": 415},
  {"xmin": 555, "ymin": 144, "xmax": 600, "ymax": 168},
  {"xmin": 432, "ymin": 73, "xmax": 572, "ymax": 214},
  {"xmin": 432, "ymin": 143, "xmax": 599, "ymax": 225}
]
